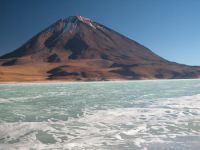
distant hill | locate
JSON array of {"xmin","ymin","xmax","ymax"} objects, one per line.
[{"xmin": 0, "ymin": 16, "xmax": 200, "ymax": 82}]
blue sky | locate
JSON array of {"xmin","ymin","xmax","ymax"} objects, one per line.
[{"xmin": 0, "ymin": 0, "xmax": 200, "ymax": 65}]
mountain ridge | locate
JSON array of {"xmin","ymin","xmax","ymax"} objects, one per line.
[{"xmin": 0, "ymin": 16, "xmax": 200, "ymax": 82}]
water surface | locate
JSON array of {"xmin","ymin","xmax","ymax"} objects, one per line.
[{"xmin": 0, "ymin": 79, "xmax": 200, "ymax": 149}]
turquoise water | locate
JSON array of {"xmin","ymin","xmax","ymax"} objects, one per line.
[{"xmin": 0, "ymin": 79, "xmax": 200, "ymax": 150}]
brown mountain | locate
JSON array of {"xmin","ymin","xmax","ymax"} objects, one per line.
[{"xmin": 0, "ymin": 16, "xmax": 200, "ymax": 82}]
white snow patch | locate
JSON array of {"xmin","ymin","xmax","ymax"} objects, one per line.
[{"xmin": 77, "ymin": 16, "xmax": 96, "ymax": 29}]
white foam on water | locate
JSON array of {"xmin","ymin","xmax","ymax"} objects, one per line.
[
  {"xmin": 0, "ymin": 93, "xmax": 200, "ymax": 149},
  {"xmin": 123, "ymin": 124, "xmax": 147, "ymax": 135},
  {"xmin": 0, "ymin": 122, "xmax": 56, "ymax": 149},
  {"xmin": 0, "ymin": 98, "xmax": 11, "ymax": 104},
  {"xmin": 0, "ymin": 95, "xmax": 43, "ymax": 104}
]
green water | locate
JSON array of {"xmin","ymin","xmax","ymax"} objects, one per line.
[{"xmin": 0, "ymin": 79, "xmax": 200, "ymax": 149}]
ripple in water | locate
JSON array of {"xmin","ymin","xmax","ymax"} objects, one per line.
[{"xmin": 0, "ymin": 80, "xmax": 200, "ymax": 149}]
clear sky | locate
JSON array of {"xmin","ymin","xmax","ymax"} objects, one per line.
[{"xmin": 0, "ymin": 0, "xmax": 200, "ymax": 65}]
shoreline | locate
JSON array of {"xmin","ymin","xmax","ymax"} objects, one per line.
[
  {"xmin": 0, "ymin": 78, "xmax": 199, "ymax": 84},
  {"xmin": 0, "ymin": 80, "xmax": 77, "ymax": 84},
  {"xmin": 0, "ymin": 78, "xmax": 132, "ymax": 84}
]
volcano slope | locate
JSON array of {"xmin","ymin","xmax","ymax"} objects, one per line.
[{"xmin": 0, "ymin": 16, "xmax": 200, "ymax": 82}]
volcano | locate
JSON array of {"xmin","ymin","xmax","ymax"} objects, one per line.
[{"xmin": 0, "ymin": 16, "xmax": 200, "ymax": 82}]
